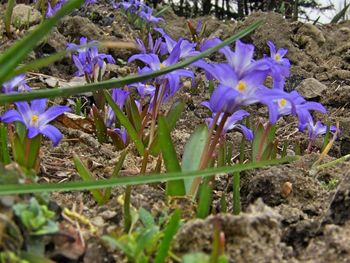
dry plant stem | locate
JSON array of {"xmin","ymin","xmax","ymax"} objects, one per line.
[
  {"xmin": 189, "ymin": 112, "xmax": 228, "ymax": 196},
  {"xmin": 148, "ymin": 83, "xmax": 160, "ymax": 147},
  {"xmin": 256, "ymin": 122, "xmax": 272, "ymax": 161}
]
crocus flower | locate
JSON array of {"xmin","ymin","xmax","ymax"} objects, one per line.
[
  {"xmin": 299, "ymin": 119, "xmax": 340, "ymax": 141},
  {"xmin": 1, "ymin": 99, "xmax": 70, "ymax": 146},
  {"xmin": 2, "ymin": 74, "xmax": 31, "ymax": 93},
  {"xmin": 106, "ymin": 89, "xmax": 129, "ymax": 127}
]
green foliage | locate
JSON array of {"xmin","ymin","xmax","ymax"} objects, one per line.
[
  {"xmin": 331, "ymin": 3, "xmax": 350, "ymax": 23},
  {"xmin": 13, "ymin": 197, "xmax": 58, "ymax": 236},
  {"xmin": 182, "ymin": 124, "xmax": 209, "ymax": 194},
  {"xmin": 0, "ymin": 251, "xmax": 29, "ymax": 263},
  {"xmin": 320, "ymin": 178, "xmax": 338, "ymax": 190},
  {"xmin": 103, "ymin": 208, "xmax": 180, "ymax": 263}
]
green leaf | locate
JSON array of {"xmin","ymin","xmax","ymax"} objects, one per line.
[
  {"xmin": 0, "ymin": 123, "xmax": 11, "ymax": 164},
  {"xmin": 73, "ymin": 154, "xmax": 105, "ymax": 205},
  {"xmin": 0, "ymin": 20, "xmax": 263, "ymax": 104},
  {"xmin": 154, "ymin": 209, "xmax": 181, "ymax": 263},
  {"xmin": 105, "ymin": 90, "xmax": 145, "ymax": 156},
  {"xmin": 331, "ymin": 3, "xmax": 350, "ymax": 23},
  {"xmin": 252, "ymin": 122, "xmax": 264, "ymax": 160},
  {"xmin": 0, "ymin": 0, "xmax": 85, "ymax": 83},
  {"xmin": 4, "ymin": 0, "xmax": 15, "ymax": 37},
  {"xmin": 196, "ymin": 177, "xmax": 213, "ymax": 219},
  {"xmin": 150, "ymin": 100, "xmax": 185, "ymax": 156},
  {"xmin": 126, "ymin": 97, "xmax": 142, "ymax": 132},
  {"xmin": 0, "ymin": 157, "xmax": 296, "ymax": 195},
  {"xmin": 158, "ymin": 116, "xmax": 185, "ymax": 196},
  {"xmin": 139, "ymin": 207, "xmax": 155, "ymax": 228},
  {"xmin": 181, "ymin": 124, "xmax": 208, "ymax": 194}
]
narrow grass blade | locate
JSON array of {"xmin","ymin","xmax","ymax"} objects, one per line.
[
  {"xmin": 182, "ymin": 124, "xmax": 208, "ymax": 193},
  {"xmin": 0, "ymin": 157, "xmax": 296, "ymax": 195},
  {"xmin": 196, "ymin": 177, "xmax": 213, "ymax": 219},
  {"xmin": 0, "ymin": 0, "xmax": 85, "ymax": 83},
  {"xmin": 154, "ymin": 209, "xmax": 181, "ymax": 263},
  {"xmin": 0, "ymin": 20, "xmax": 263, "ymax": 104},
  {"xmin": 158, "ymin": 116, "xmax": 185, "ymax": 196},
  {"xmin": 0, "ymin": 124, "xmax": 11, "ymax": 164},
  {"xmin": 4, "ymin": 0, "xmax": 15, "ymax": 37},
  {"xmin": 73, "ymin": 154, "xmax": 105, "ymax": 205},
  {"xmin": 331, "ymin": 3, "xmax": 350, "ymax": 23},
  {"xmin": 105, "ymin": 90, "xmax": 145, "ymax": 156}
]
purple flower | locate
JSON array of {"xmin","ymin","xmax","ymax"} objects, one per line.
[
  {"xmin": 136, "ymin": 34, "xmax": 167, "ymax": 55},
  {"xmin": 67, "ymin": 37, "xmax": 115, "ymax": 80},
  {"xmin": 128, "ymin": 39, "xmax": 194, "ymax": 102},
  {"xmin": 129, "ymin": 82, "xmax": 155, "ymax": 99},
  {"xmin": 266, "ymin": 41, "xmax": 290, "ymax": 89},
  {"xmin": 155, "ymin": 28, "xmax": 199, "ymax": 59},
  {"xmin": 46, "ymin": 0, "xmax": 67, "ymax": 17},
  {"xmin": 2, "ymin": 74, "xmax": 31, "ymax": 93},
  {"xmin": 106, "ymin": 89, "xmax": 129, "ymax": 127},
  {"xmin": 114, "ymin": 127, "xmax": 128, "ymax": 144},
  {"xmin": 138, "ymin": 8, "xmax": 164, "ymax": 24},
  {"xmin": 300, "ymin": 119, "xmax": 340, "ymax": 141},
  {"xmin": 1, "ymin": 99, "xmax": 70, "ymax": 146},
  {"xmin": 203, "ymin": 101, "xmax": 253, "ymax": 140},
  {"xmin": 260, "ymin": 90, "xmax": 326, "ymax": 126}
]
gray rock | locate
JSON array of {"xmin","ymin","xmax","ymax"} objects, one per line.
[
  {"xmin": 12, "ymin": 4, "xmax": 41, "ymax": 28},
  {"xmin": 296, "ymin": 78, "xmax": 327, "ymax": 99}
]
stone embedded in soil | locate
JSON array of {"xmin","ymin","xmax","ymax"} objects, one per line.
[
  {"xmin": 296, "ymin": 78, "xmax": 327, "ymax": 99},
  {"xmin": 12, "ymin": 4, "xmax": 41, "ymax": 28},
  {"xmin": 173, "ymin": 199, "xmax": 293, "ymax": 262},
  {"xmin": 322, "ymin": 173, "xmax": 350, "ymax": 226}
]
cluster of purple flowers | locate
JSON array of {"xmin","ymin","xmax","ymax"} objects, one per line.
[
  {"xmin": 195, "ymin": 38, "xmax": 337, "ymax": 141},
  {"xmin": 1, "ymin": 75, "xmax": 70, "ymax": 146},
  {"xmin": 113, "ymin": 0, "xmax": 163, "ymax": 24},
  {"xmin": 67, "ymin": 37, "xmax": 115, "ymax": 82},
  {"xmin": 40, "ymin": 0, "xmax": 96, "ymax": 18}
]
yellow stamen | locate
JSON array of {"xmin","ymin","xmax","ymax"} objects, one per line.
[
  {"xmin": 275, "ymin": 54, "xmax": 281, "ymax": 61},
  {"xmin": 278, "ymin": 98, "xmax": 287, "ymax": 108},
  {"xmin": 160, "ymin": 63, "xmax": 166, "ymax": 69},
  {"xmin": 236, "ymin": 81, "xmax": 247, "ymax": 92},
  {"xmin": 31, "ymin": 115, "xmax": 39, "ymax": 122}
]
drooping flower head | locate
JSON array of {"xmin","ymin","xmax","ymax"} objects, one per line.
[
  {"xmin": 2, "ymin": 74, "xmax": 31, "ymax": 93},
  {"xmin": 1, "ymin": 99, "xmax": 70, "ymax": 146}
]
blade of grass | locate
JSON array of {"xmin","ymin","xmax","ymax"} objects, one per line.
[
  {"xmin": 154, "ymin": 209, "xmax": 181, "ymax": 263},
  {"xmin": 158, "ymin": 116, "xmax": 185, "ymax": 196},
  {"xmin": 0, "ymin": 19, "xmax": 263, "ymax": 104},
  {"xmin": 73, "ymin": 154, "xmax": 105, "ymax": 205},
  {"xmin": 0, "ymin": 157, "xmax": 296, "ymax": 195},
  {"xmin": 4, "ymin": 0, "xmax": 16, "ymax": 37},
  {"xmin": 0, "ymin": 0, "xmax": 85, "ymax": 83},
  {"xmin": 0, "ymin": 124, "xmax": 11, "ymax": 164}
]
